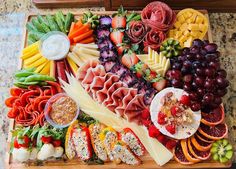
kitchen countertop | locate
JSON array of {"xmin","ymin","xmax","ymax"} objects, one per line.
[{"xmin": 0, "ymin": 0, "xmax": 235, "ymax": 168}]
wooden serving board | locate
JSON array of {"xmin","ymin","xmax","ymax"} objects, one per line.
[{"xmin": 5, "ymin": 11, "xmax": 232, "ymax": 169}]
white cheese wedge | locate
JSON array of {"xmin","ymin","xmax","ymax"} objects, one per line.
[
  {"xmin": 150, "ymin": 87, "xmax": 201, "ymax": 140},
  {"xmin": 61, "ymin": 74, "xmax": 173, "ymax": 166}
]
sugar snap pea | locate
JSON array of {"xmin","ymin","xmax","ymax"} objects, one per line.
[
  {"xmin": 14, "ymin": 71, "xmax": 36, "ymax": 78},
  {"xmin": 13, "ymin": 82, "xmax": 28, "ymax": 89},
  {"xmin": 16, "ymin": 77, "xmax": 26, "ymax": 82},
  {"xmin": 17, "ymin": 81, "xmax": 39, "ymax": 85},
  {"xmin": 25, "ymin": 74, "xmax": 56, "ymax": 82}
]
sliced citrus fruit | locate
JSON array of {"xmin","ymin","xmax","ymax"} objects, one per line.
[
  {"xmin": 174, "ymin": 142, "xmax": 194, "ymax": 165},
  {"xmin": 201, "ymin": 106, "xmax": 224, "ymax": 126},
  {"xmin": 198, "ymin": 123, "xmax": 228, "ymax": 140},
  {"xmin": 190, "ymin": 135, "xmax": 212, "ymax": 151},
  {"xmin": 187, "ymin": 138, "xmax": 211, "ymax": 160},
  {"xmin": 180, "ymin": 139, "xmax": 201, "ymax": 163},
  {"xmin": 195, "ymin": 131, "xmax": 214, "ymax": 143}
]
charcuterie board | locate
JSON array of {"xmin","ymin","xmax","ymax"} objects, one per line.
[{"xmin": 5, "ymin": 5, "xmax": 232, "ymax": 169}]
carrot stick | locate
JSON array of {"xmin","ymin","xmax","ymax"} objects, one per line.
[
  {"xmin": 69, "ymin": 21, "xmax": 83, "ymax": 37},
  {"xmin": 79, "ymin": 37, "xmax": 95, "ymax": 44},
  {"xmin": 73, "ymin": 30, "xmax": 94, "ymax": 43},
  {"xmin": 69, "ymin": 23, "xmax": 90, "ymax": 39},
  {"xmin": 68, "ymin": 22, "xmax": 75, "ymax": 37}
]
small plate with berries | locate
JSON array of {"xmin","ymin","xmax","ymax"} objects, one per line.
[{"xmin": 150, "ymin": 87, "xmax": 201, "ymax": 140}]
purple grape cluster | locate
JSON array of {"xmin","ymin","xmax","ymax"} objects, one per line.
[{"xmin": 166, "ymin": 39, "xmax": 229, "ymax": 112}]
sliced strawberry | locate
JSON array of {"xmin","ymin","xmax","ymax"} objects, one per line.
[
  {"xmin": 150, "ymin": 71, "xmax": 157, "ymax": 79},
  {"xmin": 136, "ymin": 72, "xmax": 142, "ymax": 78},
  {"xmin": 112, "ymin": 16, "xmax": 126, "ymax": 29},
  {"xmin": 170, "ymin": 106, "xmax": 179, "ymax": 116},
  {"xmin": 152, "ymin": 79, "xmax": 167, "ymax": 92},
  {"xmin": 121, "ymin": 52, "xmax": 139, "ymax": 69},
  {"xmin": 165, "ymin": 139, "xmax": 177, "ymax": 150},
  {"xmin": 157, "ymin": 134, "xmax": 167, "ymax": 144},
  {"xmin": 110, "ymin": 30, "xmax": 124, "ymax": 45},
  {"xmin": 180, "ymin": 95, "xmax": 190, "ymax": 106},
  {"xmin": 157, "ymin": 112, "xmax": 167, "ymax": 125},
  {"xmin": 142, "ymin": 119, "xmax": 151, "ymax": 127},
  {"xmin": 165, "ymin": 124, "xmax": 176, "ymax": 135}
]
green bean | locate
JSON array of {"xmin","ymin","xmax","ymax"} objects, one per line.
[
  {"xmin": 14, "ymin": 82, "xmax": 28, "ymax": 89},
  {"xmin": 14, "ymin": 71, "xmax": 36, "ymax": 78},
  {"xmin": 25, "ymin": 74, "xmax": 56, "ymax": 82},
  {"xmin": 17, "ymin": 81, "xmax": 39, "ymax": 85},
  {"xmin": 126, "ymin": 12, "xmax": 137, "ymax": 22},
  {"xmin": 16, "ymin": 77, "xmax": 26, "ymax": 82},
  {"xmin": 38, "ymin": 81, "xmax": 48, "ymax": 86}
]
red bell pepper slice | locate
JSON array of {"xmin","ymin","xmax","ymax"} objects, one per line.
[
  {"xmin": 7, "ymin": 106, "xmax": 19, "ymax": 118},
  {"xmin": 10, "ymin": 88, "xmax": 26, "ymax": 97},
  {"xmin": 32, "ymin": 96, "xmax": 50, "ymax": 112},
  {"xmin": 5, "ymin": 96, "xmax": 19, "ymax": 108},
  {"xmin": 20, "ymin": 90, "xmax": 39, "ymax": 106},
  {"xmin": 46, "ymin": 81, "xmax": 62, "ymax": 93}
]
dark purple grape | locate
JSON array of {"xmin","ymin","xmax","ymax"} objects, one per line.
[
  {"xmin": 190, "ymin": 46, "xmax": 199, "ymax": 54},
  {"xmin": 178, "ymin": 55, "xmax": 186, "ymax": 62},
  {"xmin": 190, "ymin": 102, "xmax": 201, "ymax": 111},
  {"xmin": 183, "ymin": 60, "xmax": 192, "ymax": 69},
  {"xmin": 189, "ymin": 92, "xmax": 199, "ymax": 101},
  {"xmin": 201, "ymin": 61, "xmax": 208, "ymax": 68},
  {"xmin": 171, "ymin": 79, "xmax": 182, "ymax": 88},
  {"xmin": 217, "ymin": 69, "xmax": 227, "ymax": 78},
  {"xmin": 204, "ymin": 68, "xmax": 215, "ymax": 77},
  {"xmin": 170, "ymin": 57, "xmax": 178, "ymax": 64},
  {"xmin": 214, "ymin": 96, "xmax": 222, "ymax": 105},
  {"xmin": 204, "ymin": 78, "xmax": 215, "ymax": 89},
  {"xmin": 181, "ymin": 67, "xmax": 189, "ymax": 75},
  {"xmin": 209, "ymin": 61, "xmax": 220, "ymax": 70},
  {"xmin": 204, "ymin": 43, "xmax": 218, "ymax": 53},
  {"xmin": 205, "ymin": 53, "xmax": 218, "ymax": 62},
  {"xmin": 195, "ymin": 76, "xmax": 205, "ymax": 87},
  {"xmin": 197, "ymin": 88, "xmax": 205, "ymax": 96},
  {"xmin": 183, "ymin": 83, "xmax": 192, "ymax": 91},
  {"xmin": 195, "ymin": 54, "xmax": 204, "ymax": 61},
  {"xmin": 216, "ymin": 76, "xmax": 229, "ymax": 88},
  {"xmin": 192, "ymin": 81, "xmax": 198, "ymax": 89},
  {"xmin": 203, "ymin": 93, "xmax": 214, "ymax": 104},
  {"xmin": 186, "ymin": 54, "xmax": 195, "ymax": 61},
  {"xmin": 170, "ymin": 70, "xmax": 182, "ymax": 80},
  {"xmin": 172, "ymin": 62, "xmax": 182, "ymax": 70},
  {"xmin": 192, "ymin": 39, "xmax": 204, "ymax": 47},
  {"xmin": 203, "ymin": 40, "xmax": 209, "ymax": 45},
  {"xmin": 192, "ymin": 61, "xmax": 201, "ymax": 69},
  {"xmin": 182, "ymin": 47, "xmax": 190, "ymax": 55},
  {"xmin": 195, "ymin": 68, "xmax": 204, "ymax": 76},
  {"xmin": 165, "ymin": 70, "xmax": 172, "ymax": 80},
  {"xmin": 215, "ymin": 88, "xmax": 227, "ymax": 97},
  {"xmin": 183, "ymin": 74, "xmax": 193, "ymax": 83},
  {"xmin": 200, "ymin": 49, "xmax": 207, "ymax": 56}
]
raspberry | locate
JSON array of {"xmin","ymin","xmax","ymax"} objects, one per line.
[
  {"xmin": 148, "ymin": 125, "xmax": 160, "ymax": 138},
  {"xmin": 157, "ymin": 112, "xmax": 167, "ymax": 125},
  {"xmin": 165, "ymin": 140, "xmax": 177, "ymax": 150},
  {"xmin": 170, "ymin": 106, "xmax": 179, "ymax": 116},
  {"xmin": 165, "ymin": 124, "xmax": 176, "ymax": 135},
  {"xmin": 157, "ymin": 134, "xmax": 167, "ymax": 144},
  {"xmin": 141, "ymin": 109, "xmax": 150, "ymax": 119},
  {"xmin": 180, "ymin": 95, "xmax": 190, "ymax": 106}
]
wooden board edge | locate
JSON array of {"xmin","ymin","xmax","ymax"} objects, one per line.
[{"xmin": 5, "ymin": 10, "xmax": 232, "ymax": 169}]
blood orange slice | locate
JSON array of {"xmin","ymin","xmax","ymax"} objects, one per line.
[
  {"xmin": 201, "ymin": 106, "xmax": 224, "ymax": 125},
  {"xmin": 187, "ymin": 138, "xmax": 211, "ymax": 160},
  {"xmin": 190, "ymin": 135, "xmax": 212, "ymax": 151},
  {"xmin": 198, "ymin": 123, "xmax": 228, "ymax": 140},
  {"xmin": 174, "ymin": 142, "xmax": 194, "ymax": 165},
  {"xmin": 180, "ymin": 139, "xmax": 200, "ymax": 163},
  {"xmin": 195, "ymin": 131, "xmax": 214, "ymax": 143}
]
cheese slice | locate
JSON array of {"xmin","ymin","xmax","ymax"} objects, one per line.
[{"xmin": 62, "ymin": 74, "xmax": 173, "ymax": 166}]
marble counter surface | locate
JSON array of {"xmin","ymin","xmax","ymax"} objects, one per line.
[{"xmin": 0, "ymin": 0, "xmax": 235, "ymax": 168}]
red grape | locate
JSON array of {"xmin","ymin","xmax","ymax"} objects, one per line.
[
  {"xmin": 216, "ymin": 76, "xmax": 229, "ymax": 88},
  {"xmin": 195, "ymin": 76, "xmax": 205, "ymax": 87},
  {"xmin": 183, "ymin": 74, "xmax": 193, "ymax": 83},
  {"xmin": 204, "ymin": 68, "xmax": 215, "ymax": 77},
  {"xmin": 203, "ymin": 93, "xmax": 214, "ymax": 104},
  {"xmin": 190, "ymin": 102, "xmax": 201, "ymax": 111},
  {"xmin": 204, "ymin": 43, "xmax": 218, "ymax": 53},
  {"xmin": 171, "ymin": 79, "xmax": 182, "ymax": 88},
  {"xmin": 217, "ymin": 69, "xmax": 227, "ymax": 78}
]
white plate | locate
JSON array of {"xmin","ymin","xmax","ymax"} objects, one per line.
[{"xmin": 150, "ymin": 87, "xmax": 201, "ymax": 140}]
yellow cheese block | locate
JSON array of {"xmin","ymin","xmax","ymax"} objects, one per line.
[
  {"xmin": 40, "ymin": 61, "xmax": 50, "ymax": 75},
  {"xmin": 168, "ymin": 8, "xmax": 209, "ymax": 47}
]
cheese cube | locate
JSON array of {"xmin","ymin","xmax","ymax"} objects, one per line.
[
  {"xmin": 190, "ymin": 30, "xmax": 199, "ymax": 37},
  {"xmin": 195, "ymin": 16, "xmax": 204, "ymax": 24},
  {"xmin": 180, "ymin": 23, "xmax": 188, "ymax": 31},
  {"xmin": 188, "ymin": 24, "xmax": 199, "ymax": 31},
  {"xmin": 174, "ymin": 21, "xmax": 181, "ymax": 28},
  {"xmin": 177, "ymin": 15, "xmax": 185, "ymax": 23}
]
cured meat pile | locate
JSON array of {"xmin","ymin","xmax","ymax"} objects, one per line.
[
  {"xmin": 77, "ymin": 60, "xmax": 147, "ymax": 124},
  {"xmin": 5, "ymin": 82, "xmax": 62, "ymax": 126},
  {"xmin": 96, "ymin": 16, "xmax": 156, "ymax": 105}
]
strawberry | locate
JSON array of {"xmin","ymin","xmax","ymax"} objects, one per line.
[
  {"xmin": 52, "ymin": 139, "xmax": 62, "ymax": 147},
  {"xmin": 170, "ymin": 106, "xmax": 179, "ymax": 116},
  {"xmin": 13, "ymin": 139, "xmax": 20, "ymax": 149},
  {"xmin": 121, "ymin": 52, "xmax": 139, "ymax": 69},
  {"xmin": 112, "ymin": 16, "xmax": 126, "ymax": 29},
  {"xmin": 157, "ymin": 112, "xmax": 167, "ymax": 125},
  {"xmin": 41, "ymin": 136, "xmax": 52, "ymax": 144},
  {"xmin": 148, "ymin": 124, "xmax": 160, "ymax": 138},
  {"xmin": 180, "ymin": 94, "xmax": 190, "ymax": 106},
  {"xmin": 165, "ymin": 124, "xmax": 176, "ymax": 135},
  {"xmin": 152, "ymin": 79, "xmax": 167, "ymax": 92},
  {"xmin": 150, "ymin": 71, "xmax": 157, "ymax": 79},
  {"xmin": 142, "ymin": 119, "xmax": 151, "ymax": 127},
  {"xmin": 110, "ymin": 30, "xmax": 124, "ymax": 45},
  {"xmin": 18, "ymin": 136, "xmax": 30, "ymax": 148},
  {"xmin": 141, "ymin": 109, "xmax": 150, "ymax": 119},
  {"xmin": 136, "ymin": 72, "xmax": 142, "ymax": 78},
  {"xmin": 165, "ymin": 139, "xmax": 177, "ymax": 150},
  {"xmin": 111, "ymin": 6, "xmax": 127, "ymax": 29}
]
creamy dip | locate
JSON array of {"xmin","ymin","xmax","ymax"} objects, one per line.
[{"xmin": 41, "ymin": 32, "xmax": 70, "ymax": 60}]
